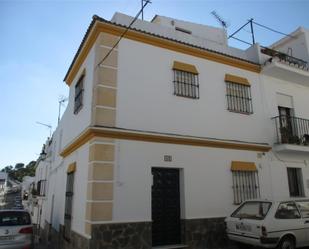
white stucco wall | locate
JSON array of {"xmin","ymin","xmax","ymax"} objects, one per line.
[
  {"xmin": 43, "ymin": 142, "xmax": 89, "ymax": 236},
  {"xmin": 260, "ymin": 75, "xmax": 309, "ymax": 145},
  {"xmin": 116, "ymin": 38, "xmax": 268, "ymax": 145},
  {"xmin": 113, "ymin": 139, "xmax": 273, "ymax": 222},
  {"xmin": 60, "ymin": 45, "xmax": 96, "ymax": 150}
]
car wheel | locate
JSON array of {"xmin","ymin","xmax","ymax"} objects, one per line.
[{"xmin": 278, "ymin": 237, "xmax": 295, "ymax": 249}]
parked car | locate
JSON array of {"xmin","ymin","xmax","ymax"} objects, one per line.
[
  {"xmin": 0, "ymin": 210, "xmax": 33, "ymax": 249},
  {"xmin": 225, "ymin": 199, "xmax": 309, "ymax": 249}
]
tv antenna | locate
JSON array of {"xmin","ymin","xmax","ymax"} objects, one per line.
[
  {"xmin": 58, "ymin": 95, "xmax": 68, "ymax": 124},
  {"xmin": 211, "ymin": 10, "xmax": 229, "ymax": 29},
  {"xmin": 141, "ymin": 0, "xmax": 151, "ymax": 20},
  {"xmin": 36, "ymin": 121, "xmax": 52, "ymax": 137}
]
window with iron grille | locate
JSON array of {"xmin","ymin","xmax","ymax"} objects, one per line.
[
  {"xmin": 37, "ymin": 180, "xmax": 47, "ymax": 196},
  {"xmin": 173, "ymin": 70, "xmax": 199, "ymax": 99},
  {"xmin": 232, "ymin": 170, "xmax": 260, "ymax": 204},
  {"xmin": 287, "ymin": 167, "xmax": 304, "ymax": 197},
  {"xmin": 64, "ymin": 172, "xmax": 74, "ymax": 241},
  {"xmin": 74, "ymin": 74, "xmax": 84, "ymax": 114},
  {"xmin": 226, "ymin": 82, "xmax": 253, "ymax": 114}
]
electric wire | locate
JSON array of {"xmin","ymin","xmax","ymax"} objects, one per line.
[
  {"xmin": 252, "ymin": 21, "xmax": 296, "ymax": 39},
  {"xmin": 96, "ymin": 0, "xmax": 151, "ymax": 68}
]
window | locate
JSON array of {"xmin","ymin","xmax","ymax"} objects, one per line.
[
  {"xmin": 172, "ymin": 61, "xmax": 199, "ymax": 99},
  {"xmin": 37, "ymin": 180, "xmax": 47, "ymax": 196},
  {"xmin": 0, "ymin": 211, "xmax": 31, "ymax": 226},
  {"xmin": 64, "ymin": 166, "xmax": 75, "ymax": 241},
  {"xmin": 225, "ymin": 74, "xmax": 253, "ymax": 114},
  {"xmin": 231, "ymin": 161, "xmax": 260, "ymax": 204},
  {"xmin": 287, "ymin": 167, "xmax": 304, "ymax": 197},
  {"xmin": 275, "ymin": 202, "xmax": 301, "ymax": 219},
  {"xmin": 231, "ymin": 201, "xmax": 271, "ymax": 220},
  {"xmin": 74, "ymin": 74, "xmax": 84, "ymax": 114},
  {"xmin": 296, "ymin": 201, "xmax": 309, "ymax": 218}
]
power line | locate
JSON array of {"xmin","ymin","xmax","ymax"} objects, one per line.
[
  {"xmin": 252, "ymin": 21, "xmax": 296, "ymax": 39},
  {"xmin": 229, "ymin": 36, "xmax": 252, "ymax": 46},
  {"xmin": 96, "ymin": 0, "xmax": 151, "ymax": 68}
]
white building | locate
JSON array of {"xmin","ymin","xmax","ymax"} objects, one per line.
[
  {"xmin": 34, "ymin": 13, "xmax": 309, "ymax": 249},
  {"xmin": 0, "ymin": 172, "xmax": 8, "ymax": 195}
]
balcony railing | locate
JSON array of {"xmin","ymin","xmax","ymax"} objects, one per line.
[
  {"xmin": 261, "ymin": 47, "xmax": 309, "ymax": 71},
  {"xmin": 272, "ymin": 115, "xmax": 309, "ymax": 146}
]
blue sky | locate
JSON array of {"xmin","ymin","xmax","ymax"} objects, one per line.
[{"xmin": 0, "ymin": 0, "xmax": 308, "ymax": 168}]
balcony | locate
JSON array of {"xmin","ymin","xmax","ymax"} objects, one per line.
[
  {"xmin": 272, "ymin": 115, "xmax": 309, "ymax": 153},
  {"xmin": 261, "ymin": 47, "xmax": 309, "ymax": 86}
]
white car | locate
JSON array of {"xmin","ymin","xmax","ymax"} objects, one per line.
[
  {"xmin": 225, "ymin": 199, "xmax": 309, "ymax": 249},
  {"xmin": 0, "ymin": 210, "xmax": 33, "ymax": 249}
]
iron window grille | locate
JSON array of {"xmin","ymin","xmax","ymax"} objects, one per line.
[
  {"xmin": 173, "ymin": 70, "xmax": 199, "ymax": 99},
  {"xmin": 232, "ymin": 170, "xmax": 260, "ymax": 204},
  {"xmin": 37, "ymin": 180, "xmax": 47, "ymax": 196},
  {"xmin": 287, "ymin": 167, "xmax": 304, "ymax": 197},
  {"xmin": 64, "ymin": 172, "xmax": 74, "ymax": 241},
  {"xmin": 226, "ymin": 82, "xmax": 253, "ymax": 114},
  {"xmin": 74, "ymin": 74, "xmax": 84, "ymax": 114}
]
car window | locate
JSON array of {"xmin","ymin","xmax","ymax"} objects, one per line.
[
  {"xmin": 231, "ymin": 201, "xmax": 272, "ymax": 220},
  {"xmin": 296, "ymin": 201, "xmax": 309, "ymax": 218},
  {"xmin": 275, "ymin": 202, "xmax": 301, "ymax": 219},
  {"xmin": 0, "ymin": 211, "xmax": 31, "ymax": 226}
]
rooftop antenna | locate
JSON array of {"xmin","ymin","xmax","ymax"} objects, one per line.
[
  {"xmin": 58, "ymin": 96, "xmax": 68, "ymax": 124},
  {"xmin": 228, "ymin": 18, "xmax": 255, "ymax": 45},
  {"xmin": 141, "ymin": 0, "xmax": 151, "ymax": 20},
  {"xmin": 211, "ymin": 10, "xmax": 229, "ymax": 29},
  {"xmin": 36, "ymin": 122, "xmax": 52, "ymax": 137}
]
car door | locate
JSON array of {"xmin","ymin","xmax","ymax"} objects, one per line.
[
  {"xmin": 295, "ymin": 200, "xmax": 309, "ymax": 247},
  {"xmin": 272, "ymin": 202, "xmax": 306, "ymax": 247}
]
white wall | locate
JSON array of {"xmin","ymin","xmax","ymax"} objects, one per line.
[
  {"xmin": 260, "ymin": 75, "xmax": 309, "ymax": 145},
  {"xmin": 113, "ymin": 139, "xmax": 272, "ymax": 222},
  {"xmin": 60, "ymin": 45, "xmax": 96, "ymax": 150},
  {"xmin": 116, "ymin": 38, "xmax": 268, "ymax": 145}
]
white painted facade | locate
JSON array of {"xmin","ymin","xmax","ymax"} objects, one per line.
[{"xmin": 32, "ymin": 12, "xmax": 309, "ymax": 246}]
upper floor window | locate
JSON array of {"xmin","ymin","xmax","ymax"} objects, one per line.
[
  {"xmin": 74, "ymin": 74, "xmax": 84, "ymax": 114},
  {"xmin": 225, "ymin": 74, "xmax": 253, "ymax": 114},
  {"xmin": 172, "ymin": 61, "xmax": 199, "ymax": 99}
]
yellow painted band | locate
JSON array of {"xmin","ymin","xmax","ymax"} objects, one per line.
[
  {"xmin": 60, "ymin": 127, "xmax": 271, "ymax": 157},
  {"xmin": 225, "ymin": 74, "xmax": 250, "ymax": 86},
  {"xmin": 231, "ymin": 161, "xmax": 257, "ymax": 171}
]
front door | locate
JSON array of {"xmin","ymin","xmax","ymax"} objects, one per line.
[{"xmin": 152, "ymin": 168, "xmax": 181, "ymax": 246}]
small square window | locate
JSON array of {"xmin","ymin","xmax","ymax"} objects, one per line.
[{"xmin": 74, "ymin": 74, "xmax": 84, "ymax": 114}]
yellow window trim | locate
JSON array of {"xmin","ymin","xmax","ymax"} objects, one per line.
[
  {"xmin": 231, "ymin": 161, "xmax": 257, "ymax": 171},
  {"xmin": 225, "ymin": 74, "xmax": 250, "ymax": 86},
  {"xmin": 67, "ymin": 162, "xmax": 76, "ymax": 173},
  {"xmin": 173, "ymin": 61, "xmax": 198, "ymax": 74}
]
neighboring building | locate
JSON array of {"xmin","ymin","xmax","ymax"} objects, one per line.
[
  {"xmin": 34, "ymin": 13, "xmax": 309, "ymax": 249},
  {"xmin": 0, "ymin": 172, "xmax": 8, "ymax": 195}
]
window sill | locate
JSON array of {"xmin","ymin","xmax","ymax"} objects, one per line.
[{"xmin": 228, "ymin": 109, "xmax": 253, "ymax": 115}]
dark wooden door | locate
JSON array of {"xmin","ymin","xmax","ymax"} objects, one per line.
[{"xmin": 151, "ymin": 168, "xmax": 181, "ymax": 246}]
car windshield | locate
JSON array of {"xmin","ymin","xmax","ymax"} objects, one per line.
[
  {"xmin": 231, "ymin": 201, "xmax": 272, "ymax": 220},
  {"xmin": 296, "ymin": 201, "xmax": 309, "ymax": 218},
  {"xmin": 0, "ymin": 211, "xmax": 31, "ymax": 226}
]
